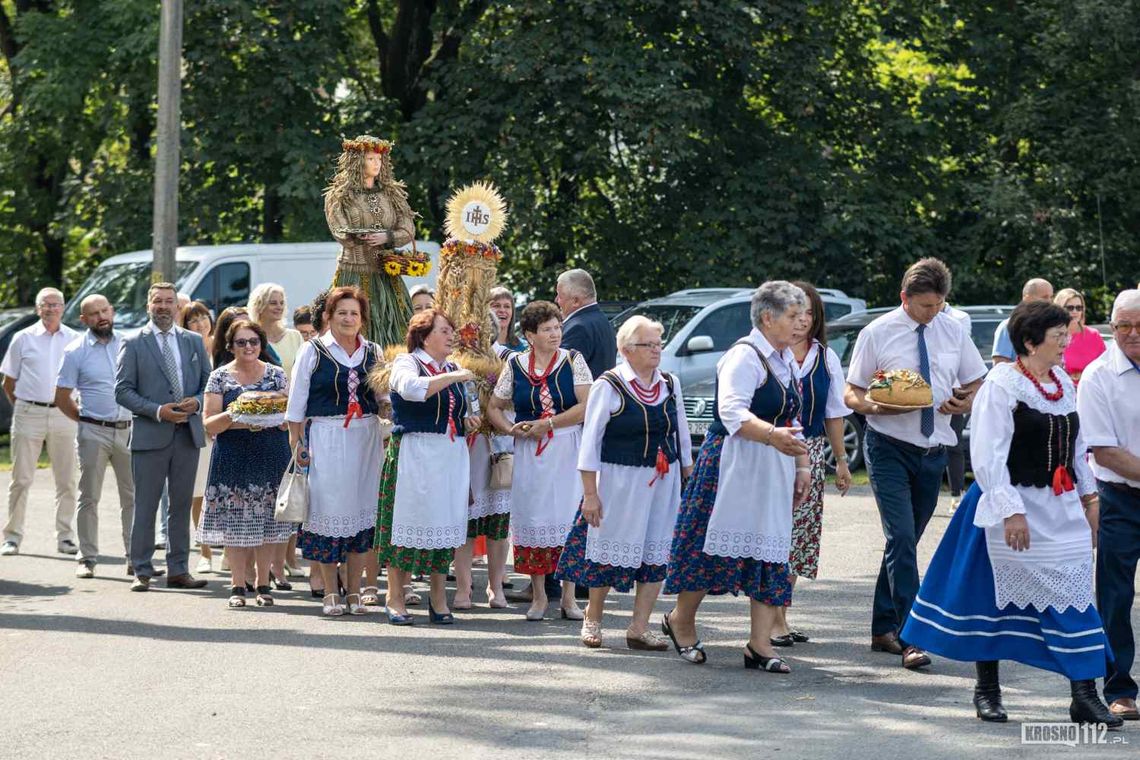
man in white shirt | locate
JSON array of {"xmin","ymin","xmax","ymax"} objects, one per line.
[
  {"xmin": 1076, "ymin": 288, "xmax": 1140, "ymax": 721},
  {"xmin": 56, "ymin": 295, "xmax": 138, "ymax": 579},
  {"xmin": 0, "ymin": 287, "xmax": 80, "ymax": 556},
  {"xmin": 845, "ymin": 258, "xmax": 988, "ymax": 669},
  {"xmin": 991, "ymin": 278, "xmax": 1054, "ymax": 364}
]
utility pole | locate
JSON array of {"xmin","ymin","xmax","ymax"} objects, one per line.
[{"xmin": 151, "ymin": 0, "xmax": 183, "ymax": 283}]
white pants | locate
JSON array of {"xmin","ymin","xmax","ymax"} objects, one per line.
[{"xmin": 3, "ymin": 401, "xmax": 78, "ymax": 545}]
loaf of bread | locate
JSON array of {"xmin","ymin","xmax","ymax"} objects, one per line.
[{"xmin": 868, "ymin": 369, "xmax": 933, "ymax": 407}]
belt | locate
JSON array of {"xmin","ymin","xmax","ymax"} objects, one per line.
[
  {"xmin": 871, "ymin": 429, "xmax": 945, "ymax": 457},
  {"xmin": 18, "ymin": 399, "xmax": 55, "ymax": 408},
  {"xmin": 1099, "ymin": 479, "xmax": 1140, "ymax": 499},
  {"xmin": 79, "ymin": 416, "xmax": 131, "ymax": 430}
]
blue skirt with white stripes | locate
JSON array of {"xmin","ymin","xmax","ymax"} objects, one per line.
[{"xmin": 900, "ymin": 483, "xmax": 1109, "ymax": 680}]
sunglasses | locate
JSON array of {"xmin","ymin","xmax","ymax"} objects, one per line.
[
  {"xmin": 1065, "ymin": 305, "xmax": 1084, "ymax": 313},
  {"xmin": 232, "ymin": 338, "xmax": 261, "ymax": 348}
]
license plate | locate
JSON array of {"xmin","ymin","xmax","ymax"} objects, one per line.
[{"xmin": 689, "ymin": 422, "xmax": 709, "ymax": 436}]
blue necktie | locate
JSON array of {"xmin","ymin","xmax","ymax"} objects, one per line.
[{"xmin": 916, "ymin": 324, "xmax": 934, "ymax": 437}]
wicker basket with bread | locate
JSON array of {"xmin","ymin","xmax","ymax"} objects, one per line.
[
  {"xmin": 228, "ymin": 391, "xmax": 287, "ymax": 428},
  {"xmin": 868, "ymin": 369, "xmax": 933, "ymax": 408}
]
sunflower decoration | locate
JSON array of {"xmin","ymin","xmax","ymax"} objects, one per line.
[
  {"xmin": 435, "ymin": 181, "xmax": 510, "ymax": 433},
  {"xmin": 444, "ymin": 181, "xmax": 507, "ymax": 244},
  {"xmin": 383, "ymin": 260, "xmax": 402, "ymax": 276}
]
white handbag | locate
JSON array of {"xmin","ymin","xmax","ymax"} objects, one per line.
[{"xmin": 274, "ymin": 443, "xmax": 309, "ymax": 523}]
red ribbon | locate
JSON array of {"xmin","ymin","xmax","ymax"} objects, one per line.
[
  {"xmin": 1052, "ymin": 465, "xmax": 1074, "ymax": 496},
  {"xmin": 343, "ymin": 400, "xmax": 362, "ymax": 429},
  {"xmin": 534, "ymin": 412, "xmax": 554, "ymax": 456},
  {"xmin": 647, "ymin": 446, "xmax": 669, "ymax": 487}
]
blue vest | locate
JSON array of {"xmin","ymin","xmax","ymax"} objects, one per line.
[
  {"xmin": 707, "ymin": 340, "xmax": 803, "ymax": 437},
  {"xmin": 390, "ymin": 356, "xmax": 469, "ymax": 435},
  {"xmin": 799, "ymin": 343, "xmax": 832, "ymax": 438},
  {"xmin": 305, "ymin": 339, "xmax": 381, "ymax": 418},
  {"xmin": 510, "ymin": 350, "xmax": 581, "ymax": 422},
  {"xmin": 598, "ymin": 372, "xmax": 681, "ymax": 468}
]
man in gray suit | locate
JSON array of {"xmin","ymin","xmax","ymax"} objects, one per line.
[{"xmin": 115, "ymin": 282, "xmax": 211, "ymax": 591}]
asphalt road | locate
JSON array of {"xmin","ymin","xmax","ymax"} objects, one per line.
[{"xmin": 0, "ymin": 469, "xmax": 1134, "ymax": 759}]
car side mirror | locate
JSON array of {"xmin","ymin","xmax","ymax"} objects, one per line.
[{"xmin": 686, "ymin": 335, "xmax": 715, "ymax": 353}]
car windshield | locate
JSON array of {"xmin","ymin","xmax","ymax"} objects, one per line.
[
  {"xmin": 612, "ymin": 304, "xmax": 703, "ymax": 345},
  {"xmin": 826, "ymin": 325, "xmax": 862, "ymax": 366},
  {"xmin": 62, "ymin": 261, "xmax": 196, "ymax": 330},
  {"xmin": 0, "ymin": 311, "xmax": 29, "ymax": 331}
]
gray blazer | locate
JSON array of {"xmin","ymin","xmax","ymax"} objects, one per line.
[{"xmin": 115, "ymin": 325, "xmax": 210, "ymax": 451}]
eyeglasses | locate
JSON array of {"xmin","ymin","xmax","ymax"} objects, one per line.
[
  {"xmin": 631, "ymin": 342, "xmax": 664, "ymax": 351},
  {"xmin": 1113, "ymin": 322, "xmax": 1139, "ymax": 335},
  {"xmin": 1044, "ymin": 330, "xmax": 1069, "ymax": 342},
  {"xmin": 39, "ymin": 302, "xmax": 64, "ymax": 310},
  {"xmin": 1065, "ymin": 305, "xmax": 1084, "ymax": 313},
  {"xmin": 232, "ymin": 338, "xmax": 261, "ymax": 348}
]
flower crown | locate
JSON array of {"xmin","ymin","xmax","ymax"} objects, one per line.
[{"xmin": 342, "ymin": 137, "xmax": 392, "ymax": 155}]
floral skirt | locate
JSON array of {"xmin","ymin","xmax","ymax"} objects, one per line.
[
  {"xmin": 299, "ymin": 527, "xmax": 375, "ymax": 564},
  {"xmin": 514, "ymin": 546, "xmax": 562, "ymax": 576},
  {"xmin": 664, "ymin": 434, "xmax": 793, "ymax": 606},
  {"xmin": 789, "ymin": 436, "xmax": 827, "ymax": 580},
  {"xmin": 468, "ymin": 512, "xmax": 511, "ymax": 541},
  {"xmin": 197, "ymin": 428, "xmax": 294, "ymax": 548},
  {"xmin": 375, "ymin": 434, "xmax": 454, "ymax": 574},
  {"xmin": 556, "ymin": 509, "xmax": 666, "ymax": 592}
]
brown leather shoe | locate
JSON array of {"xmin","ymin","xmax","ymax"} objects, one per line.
[
  {"xmin": 130, "ymin": 576, "xmax": 151, "ymax": 592},
  {"xmin": 871, "ymin": 632, "xmax": 904, "ymax": 655},
  {"xmin": 1109, "ymin": 698, "xmax": 1140, "ymax": 720},
  {"xmin": 166, "ymin": 573, "xmax": 208, "ymax": 589},
  {"xmin": 902, "ymin": 645, "xmax": 932, "ymax": 669}
]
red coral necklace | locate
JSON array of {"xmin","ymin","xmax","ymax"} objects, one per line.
[
  {"xmin": 1015, "ymin": 358, "xmax": 1064, "ymax": 402},
  {"xmin": 630, "ymin": 376, "xmax": 661, "ymax": 404}
]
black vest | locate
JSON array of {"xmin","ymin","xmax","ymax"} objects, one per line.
[
  {"xmin": 1006, "ymin": 402, "xmax": 1080, "ymax": 489},
  {"xmin": 598, "ymin": 371, "xmax": 681, "ymax": 468}
]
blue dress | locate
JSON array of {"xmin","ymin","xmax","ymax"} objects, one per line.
[
  {"xmin": 197, "ymin": 364, "xmax": 294, "ymax": 548},
  {"xmin": 900, "ymin": 364, "xmax": 1110, "ymax": 680}
]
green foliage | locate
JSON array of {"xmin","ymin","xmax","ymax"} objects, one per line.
[{"xmin": 0, "ymin": 0, "xmax": 1137, "ymax": 319}]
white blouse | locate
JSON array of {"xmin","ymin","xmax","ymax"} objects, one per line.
[
  {"xmin": 389, "ymin": 349, "xmax": 448, "ymax": 401},
  {"xmin": 969, "ymin": 362, "xmax": 1096, "ymax": 612},
  {"xmin": 578, "ymin": 363, "xmax": 694, "ymax": 472},
  {"xmin": 285, "ymin": 332, "xmax": 371, "ymax": 422},
  {"xmin": 794, "ymin": 340, "xmax": 851, "ymax": 422}
]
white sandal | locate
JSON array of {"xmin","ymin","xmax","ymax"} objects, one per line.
[
  {"xmin": 347, "ymin": 593, "xmax": 367, "ymax": 616},
  {"xmin": 322, "ymin": 593, "xmax": 345, "ymax": 617},
  {"xmin": 360, "ymin": 586, "xmax": 382, "ymax": 607},
  {"xmin": 581, "ymin": 620, "xmax": 603, "ymax": 648}
]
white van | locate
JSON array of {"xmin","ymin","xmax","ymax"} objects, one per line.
[{"xmin": 62, "ymin": 241, "xmax": 441, "ymax": 332}]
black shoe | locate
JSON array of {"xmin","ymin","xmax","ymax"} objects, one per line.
[
  {"xmin": 769, "ymin": 634, "xmax": 795, "ymax": 647},
  {"xmin": 973, "ymin": 661, "xmax": 1007, "ymax": 722},
  {"xmin": 269, "ymin": 572, "xmax": 292, "ymax": 591},
  {"xmin": 1070, "ymin": 679, "xmax": 1124, "ymax": 729}
]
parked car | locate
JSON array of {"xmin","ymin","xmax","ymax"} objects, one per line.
[
  {"xmin": 61, "ymin": 241, "xmax": 441, "ymax": 333},
  {"xmin": 0, "ymin": 307, "xmax": 39, "ymax": 434},
  {"xmin": 612, "ymin": 287, "xmax": 866, "ymax": 454}
]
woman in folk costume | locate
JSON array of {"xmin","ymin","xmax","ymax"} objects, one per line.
[
  {"xmin": 663, "ymin": 281, "xmax": 811, "ymax": 673},
  {"xmin": 901, "ymin": 301, "xmax": 1121, "ymax": 728},
  {"xmin": 285, "ymin": 287, "xmax": 384, "ymax": 617},
  {"xmin": 374, "ymin": 309, "xmax": 479, "ymax": 625},
  {"xmin": 770, "ymin": 282, "xmax": 853, "ymax": 646},
  {"xmin": 325, "ymin": 135, "xmax": 424, "ymax": 348},
  {"xmin": 488, "ymin": 300, "xmax": 592, "ymax": 622},
  {"xmin": 556, "ymin": 316, "xmax": 694, "ymax": 650}
]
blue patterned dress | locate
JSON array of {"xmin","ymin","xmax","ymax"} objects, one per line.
[{"xmin": 197, "ymin": 364, "xmax": 295, "ymax": 547}]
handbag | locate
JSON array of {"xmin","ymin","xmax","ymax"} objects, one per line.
[
  {"xmin": 489, "ymin": 452, "xmax": 514, "ymax": 490},
  {"xmin": 275, "ymin": 442, "xmax": 310, "ymax": 523}
]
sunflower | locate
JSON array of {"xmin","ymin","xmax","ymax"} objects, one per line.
[{"xmin": 383, "ymin": 260, "xmax": 402, "ymax": 276}]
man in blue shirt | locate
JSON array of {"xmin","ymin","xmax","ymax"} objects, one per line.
[
  {"xmin": 55, "ymin": 294, "xmax": 141, "ymax": 579},
  {"xmin": 991, "ymin": 278, "xmax": 1054, "ymax": 363}
]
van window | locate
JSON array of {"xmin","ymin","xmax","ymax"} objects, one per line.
[
  {"xmin": 62, "ymin": 260, "xmax": 197, "ymax": 330},
  {"xmin": 192, "ymin": 262, "xmax": 251, "ymax": 316},
  {"xmin": 823, "ymin": 301, "xmax": 853, "ymax": 321},
  {"xmin": 690, "ymin": 303, "xmax": 752, "ymax": 350}
]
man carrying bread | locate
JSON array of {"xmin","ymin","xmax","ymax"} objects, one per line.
[{"xmin": 845, "ymin": 258, "xmax": 987, "ymax": 670}]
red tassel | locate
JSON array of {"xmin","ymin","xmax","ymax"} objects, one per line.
[
  {"xmin": 343, "ymin": 401, "xmax": 362, "ymax": 428},
  {"xmin": 447, "ymin": 417, "xmax": 457, "ymax": 442},
  {"xmin": 1052, "ymin": 465, "xmax": 1074, "ymax": 495},
  {"xmin": 648, "ymin": 446, "xmax": 669, "ymax": 486},
  {"xmin": 534, "ymin": 413, "xmax": 554, "ymax": 457}
]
